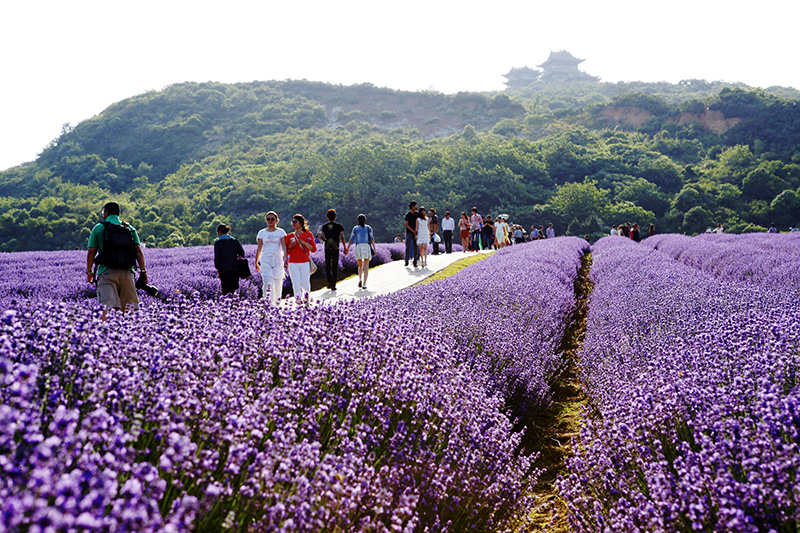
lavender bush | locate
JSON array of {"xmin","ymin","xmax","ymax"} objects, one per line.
[
  {"xmin": 560, "ymin": 236, "xmax": 800, "ymax": 532},
  {"xmin": 367, "ymin": 238, "xmax": 590, "ymax": 422},
  {"xmin": 0, "ymin": 238, "xmax": 580, "ymax": 531},
  {"xmin": 643, "ymin": 232, "xmax": 800, "ymax": 288}
]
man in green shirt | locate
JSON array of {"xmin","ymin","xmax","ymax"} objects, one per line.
[{"xmin": 86, "ymin": 201, "xmax": 147, "ymax": 314}]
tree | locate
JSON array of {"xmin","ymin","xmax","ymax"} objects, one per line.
[
  {"xmin": 704, "ymin": 145, "xmax": 755, "ymax": 185},
  {"xmin": 671, "ymin": 184, "xmax": 704, "ymax": 212},
  {"xmin": 682, "ymin": 206, "xmax": 714, "ymax": 234},
  {"xmin": 742, "ymin": 167, "xmax": 790, "ymax": 201},
  {"xmin": 614, "ymin": 178, "xmax": 669, "ymax": 217},
  {"xmin": 544, "ymin": 179, "xmax": 609, "ymax": 235},
  {"xmin": 769, "ymin": 190, "xmax": 800, "ymax": 228},
  {"xmin": 606, "ymin": 201, "xmax": 655, "ymax": 228}
]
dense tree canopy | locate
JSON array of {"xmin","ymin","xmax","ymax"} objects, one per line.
[{"xmin": 2, "ymin": 79, "xmax": 800, "ymax": 250}]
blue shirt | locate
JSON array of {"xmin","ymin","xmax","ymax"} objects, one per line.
[{"xmin": 349, "ymin": 225, "xmax": 373, "ymax": 244}]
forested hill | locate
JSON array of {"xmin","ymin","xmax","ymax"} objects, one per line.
[{"xmin": 2, "ymin": 78, "xmax": 800, "ymax": 251}]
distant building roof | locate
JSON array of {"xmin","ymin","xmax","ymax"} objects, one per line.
[
  {"xmin": 502, "ymin": 66, "xmax": 541, "ymax": 88},
  {"xmin": 537, "ymin": 50, "xmax": 599, "ymax": 83}
]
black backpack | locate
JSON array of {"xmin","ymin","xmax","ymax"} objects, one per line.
[{"xmin": 98, "ymin": 221, "xmax": 138, "ymax": 269}]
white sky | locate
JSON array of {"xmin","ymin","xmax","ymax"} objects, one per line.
[{"xmin": 2, "ymin": 0, "xmax": 798, "ymax": 172}]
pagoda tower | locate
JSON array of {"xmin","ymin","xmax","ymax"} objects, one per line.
[
  {"xmin": 537, "ymin": 51, "xmax": 599, "ymax": 82},
  {"xmin": 502, "ymin": 66, "xmax": 541, "ymax": 88}
]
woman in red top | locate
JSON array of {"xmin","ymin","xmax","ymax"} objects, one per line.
[{"xmin": 285, "ymin": 213, "xmax": 317, "ymax": 298}]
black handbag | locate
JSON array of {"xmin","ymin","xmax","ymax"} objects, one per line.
[{"xmin": 237, "ymin": 256, "xmax": 251, "ymax": 279}]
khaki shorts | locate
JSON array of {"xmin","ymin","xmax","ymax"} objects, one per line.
[{"xmin": 97, "ymin": 269, "xmax": 139, "ymax": 311}]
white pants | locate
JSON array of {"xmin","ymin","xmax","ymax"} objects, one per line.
[
  {"xmin": 288, "ymin": 261, "xmax": 311, "ymax": 298},
  {"xmin": 259, "ymin": 255, "xmax": 284, "ymax": 304}
]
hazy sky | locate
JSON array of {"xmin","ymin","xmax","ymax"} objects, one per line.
[{"xmin": 2, "ymin": 0, "xmax": 798, "ymax": 171}]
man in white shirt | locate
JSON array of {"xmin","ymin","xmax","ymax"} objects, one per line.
[
  {"xmin": 441, "ymin": 211, "xmax": 456, "ymax": 253},
  {"xmin": 610, "ymin": 225, "xmax": 618, "ymax": 237}
]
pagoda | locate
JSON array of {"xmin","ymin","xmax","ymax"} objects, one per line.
[
  {"xmin": 502, "ymin": 66, "xmax": 541, "ymax": 88},
  {"xmin": 537, "ymin": 51, "xmax": 599, "ymax": 83}
]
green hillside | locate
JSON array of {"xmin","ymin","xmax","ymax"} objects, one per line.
[{"xmin": 2, "ymin": 78, "xmax": 800, "ymax": 251}]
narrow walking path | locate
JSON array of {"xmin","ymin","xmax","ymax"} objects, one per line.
[
  {"xmin": 310, "ymin": 250, "xmax": 492, "ymax": 303},
  {"xmin": 524, "ymin": 252, "xmax": 593, "ymax": 531}
]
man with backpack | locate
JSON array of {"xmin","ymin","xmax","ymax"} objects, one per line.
[{"xmin": 86, "ymin": 201, "xmax": 147, "ymax": 313}]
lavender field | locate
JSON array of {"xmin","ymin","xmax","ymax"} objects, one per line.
[
  {"xmin": 561, "ymin": 236, "xmax": 800, "ymax": 532},
  {"xmin": 0, "ymin": 238, "xmax": 584, "ymax": 532},
  {"xmin": 2, "ymin": 234, "xmax": 799, "ymax": 532}
]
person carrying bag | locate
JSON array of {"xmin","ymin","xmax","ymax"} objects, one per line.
[{"xmin": 214, "ymin": 223, "xmax": 246, "ymax": 296}]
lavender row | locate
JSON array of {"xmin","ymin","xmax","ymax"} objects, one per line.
[
  {"xmin": 560, "ymin": 236, "xmax": 800, "ymax": 532},
  {"xmin": 643, "ymin": 232, "xmax": 800, "ymax": 288},
  {"xmin": 363, "ymin": 237, "xmax": 590, "ymax": 422},
  {"xmin": 1, "ymin": 298, "xmax": 531, "ymax": 531},
  {"xmin": 0, "ymin": 243, "xmax": 450, "ymax": 308},
  {"xmin": 0, "ymin": 239, "xmax": 578, "ymax": 531}
]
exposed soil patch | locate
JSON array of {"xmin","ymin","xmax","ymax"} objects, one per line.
[{"xmin": 522, "ymin": 252, "xmax": 593, "ymax": 531}]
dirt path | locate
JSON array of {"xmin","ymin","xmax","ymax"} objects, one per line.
[{"xmin": 522, "ymin": 252, "xmax": 593, "ymax": 531}]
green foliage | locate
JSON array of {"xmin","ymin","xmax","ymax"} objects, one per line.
[
  {"xmin": 537, "ymin": 179, "xmax": 610, "ymax": 235},
  {"xmin": 769, "ymin": 190, "xmax": 800, "ymax": 227},
  {"xmin": 609, "ymin": 92, "xmax": 673, "ymax": 116},
  {"xmin": 3, "ymin": 80, "xmax": 800, "ymax": 250},
  {"xmin": 614, "ymin": 178, "xmax": 669, "ymax": 217},
  {"xmin": 682, "ymin": 205, "xmax": 714, "ymax": 234}
]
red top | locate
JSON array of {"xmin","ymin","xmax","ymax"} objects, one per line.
[{"xmin": 285, "ymin": 231, "xmax": 317, "ymax": 263}]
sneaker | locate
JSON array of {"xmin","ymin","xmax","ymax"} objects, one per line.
[
  {"xmin": 358, "ymin": 280, "xmax": 362, "ymax": 288},
  {"xmin": 413, "ymin": 261, "xmax": 418, "ymax": 267},
  {"xmin": 331, "ymin": 285, "xmax": 337, "ymax": 291},
  {"xmin": 404, "ymin": 261, "xmax": 409, "ymax": 266}
]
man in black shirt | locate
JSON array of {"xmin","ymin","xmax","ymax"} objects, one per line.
[
  {"xmin": 404, "ymin": 201, "xmax": 419, "ymax": 267},
  {"xmin": 318, "ymin": 209, "xmax": 346, "ymax": 290}
]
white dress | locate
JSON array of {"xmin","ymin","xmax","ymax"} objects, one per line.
[
  {"xmin": 416, "ymin": 218, "xmax": 430, "ymax": 245},
  {"xmin": 257, "ymin": 227, "xmax": 286, "ymax": 302}
]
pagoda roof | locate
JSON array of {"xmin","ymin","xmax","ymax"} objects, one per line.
[
  {"xmin": 502, "ymin": 66, "xmax": 541, "ymax": 79},
  {"xmin": 537, "ymin": 50, "xmax": 585, "ymax": 68}
]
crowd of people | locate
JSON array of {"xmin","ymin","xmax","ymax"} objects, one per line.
[
  {"xmin": 399, "ymin": 203, "xmax": 557, "ymax": 267},
  {"xmin": 86, "ymin": 201, "xmax": 560, "ymax": 311},
  {"xmin": 608, "ymin": 223, "xmax": 654, "ymax": 242}
]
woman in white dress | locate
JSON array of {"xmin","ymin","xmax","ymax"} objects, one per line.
[
  {"xmin": 416, "ymin": 207, "xmax": 430, "ymax": 268},
  {"xmin": 255, "ymin": 211, "xmax": 287, "ymax": 304},
  {"xmin": 494, "ymin": 216, "xmax": 508, "ymax": 249}
]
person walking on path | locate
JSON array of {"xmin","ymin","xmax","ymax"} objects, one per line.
[
  {"xmin": 318, "ymin": 209, "xmax": 346, "ymax": 290},
  {"xmin": 493, "ymin": 217, "xmax": 506, "ymax": 249},
  {"xmin": 255, "ymin": 211, "xmax": 287, "ymax": 304},
  {"xmin": 469, "ymin": 207, "xmax": 482, "ymax": 251},
  {"xmin": 404, "ymin": 201, "xmax": 420, "ymax": 267},
  {"xmin": 482, "ymin": 215, "xmax": 494, "ymax": 250},
  {"xmin": 285, "ymin": 214, "xmax": 317, "ymax": 298},
  {"xmin": 214, "ymin": 223, "xmax": 246, "ymax": 296},
  {"xmin": 416, "ymin": 207, "xmax": 431, "ymax": 268},
  {"xmin": 429, "ymin": 208, "xmax": 440, "ymax": 255},
  {"xmin": 346, "ymin": 214, "xmax": 376, "ymax": 290},
  {"xmin": 546, "ymin": 223, "xmax": 556, "ymax": 239},
  {"xmin": 458, "ymin": 212, "xmax": 470, "ymax": 252},
  {"xmin": 86, "ymin": 201, "xmax": 147, "ymax": 316},
  {"xmin": 441, "ymin": 211, "xmax": 455, "ymax": 253}
]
